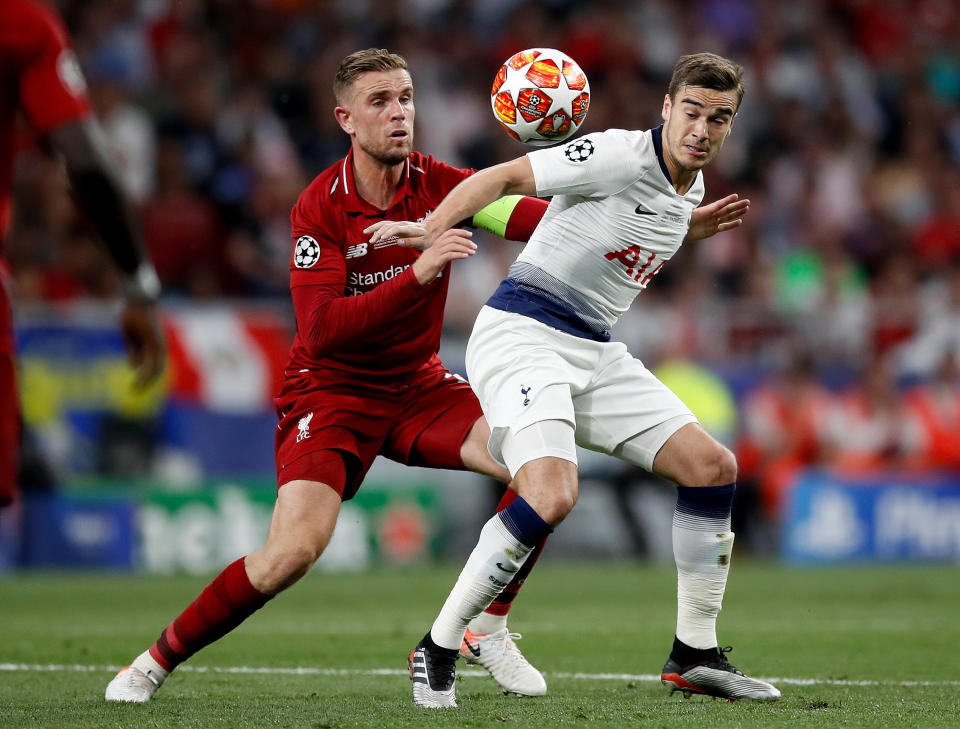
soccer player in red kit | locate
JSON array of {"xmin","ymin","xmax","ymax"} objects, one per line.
[
  {"xmin": 0, "ymin": 0, "xmax": 165, "ymax": 509},
  {"xmin": 105, "ymin": 48, "xmax": 554, "ymax": 703}
]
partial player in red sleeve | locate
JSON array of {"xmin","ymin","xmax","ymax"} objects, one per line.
[
  {"xmin": 0, "ymin": 0, "xmax": 165, "ymax": 509},
  {"xmin": 105, "ymin": 48, "xmax": 552, "ymax": 704}
]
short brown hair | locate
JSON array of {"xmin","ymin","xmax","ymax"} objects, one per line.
[
  {"xmin": 668, "ymin": 53, "xmax": 745, "ymax": 110},
  {"xmin": 333, "ymin": 48, "xmax": 409, "ymax": 104}
]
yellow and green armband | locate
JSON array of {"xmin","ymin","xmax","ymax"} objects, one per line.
[
  {"xmin": 471, "ymin": 195, "xmax": 525, "ymax": 237},
  {"xmin": 471, "ymin": 195, "xmax": 547, "ymax": 241}
]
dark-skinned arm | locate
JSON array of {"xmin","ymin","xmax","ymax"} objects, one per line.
[{"xmin": 48, "ymin": 119, "xmax": 165, "ymax": 387}]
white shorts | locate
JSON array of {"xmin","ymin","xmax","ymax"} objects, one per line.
[{"xmin": 466, "ymin": 306, "xmax": 698, "ymax": 477}]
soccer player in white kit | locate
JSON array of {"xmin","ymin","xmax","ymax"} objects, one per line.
[{"xmin": 368, "ymin": 52, "xmax": 781, "ymax": 708}]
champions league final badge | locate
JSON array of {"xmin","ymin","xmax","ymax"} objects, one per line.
[
  {"xmin": 294, "ymin": 236, "xmax": 321, "ymax": 268},
  {"xmin": 564, "ymin": 138, "xmax": 595, "ymax": 162}
]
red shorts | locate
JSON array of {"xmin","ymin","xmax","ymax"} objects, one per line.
[
  {"xmin": 0, "ymin": 264, "xmax": 20, "ymax": 507},
  {"xmin": 273, "ymin": 357, "xmax": 483, "ymax": 500}
]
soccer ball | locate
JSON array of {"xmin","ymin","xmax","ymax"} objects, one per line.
[{"xmin": 490, "ymin": 48, "xmax": 590, "ymax": 146}]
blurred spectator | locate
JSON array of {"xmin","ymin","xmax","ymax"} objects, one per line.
[
  {"xmin": 737, "ymin": 354, "xmax": 833, "ymax": 518},
  {"xmin": 869, "ymin": 251, "xmax": 924, "ymax": 357},
  {"xmin": 85, "ymin": 58, "xmax": 156, "ymax": 202},
  {"xmin": 903, "ymin": 350, "xmax": 960, "ymax": 471},
  {"xmin": 899, "ymin": 262, "xmax": 960, "ymax": 378},
  {"xmin": 912, "ymin": 168, "xmax": 960, "ymax": 272},
  {"xmin": 140, "ymin": 138, "xmax": 223, "ymax": 297},
  {"xmin": 823, "ymin": 354, "xmax": 919, "ymax": 473}
]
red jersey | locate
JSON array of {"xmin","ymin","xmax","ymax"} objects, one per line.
[
  {"xmin": 286, "ymin": 150, "xmax": 472, "ymax": 381},
  {"xmin": 0, "ymin": 0, "xmax": 91, "ymax": 247}
]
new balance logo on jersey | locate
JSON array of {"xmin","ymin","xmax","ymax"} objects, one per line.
[
  {"xmin": 521, "ymin": 385, "xmax": 532, "ymax": 406},
  {"xmin": 345, "ymin": 242, "xmax": 368, "ymax": 259},
  {"xmin": 297, "ymin": 412, "xmax": 313, "ymax": 442}
]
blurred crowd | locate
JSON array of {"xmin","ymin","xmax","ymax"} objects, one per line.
[{"xmin": 6, "ymin": 0, "xmax": 960, "ymax": 486}]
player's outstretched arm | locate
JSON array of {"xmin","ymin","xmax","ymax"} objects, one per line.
[
  {"xmin": 49, "ymin": 119, "xmax": 165, "ymax": 387},
  {"xmin": 367, "ymin": 156, "xmax": 536, "ymax": 250},
  {"xmin": 684, "ymin": 194, "xmax": 750, "ymax": 243}
]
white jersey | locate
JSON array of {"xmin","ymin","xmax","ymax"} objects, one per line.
[{"xmin": 487, "ymin": 127, "xmax": 704, "ymax": 338}]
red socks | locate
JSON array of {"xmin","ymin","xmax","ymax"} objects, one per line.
[
  {"xmin": 486, "ymin": 488, "xmax": 548, "ymax": 617},
  {"xmin": 149, "ymin": 557, "xmax": 271, "ymax": 671}
]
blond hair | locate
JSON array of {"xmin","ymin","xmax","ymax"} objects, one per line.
[{"xmin": 334, "ymin": 48, "xmax": 409, "ymax": 104}]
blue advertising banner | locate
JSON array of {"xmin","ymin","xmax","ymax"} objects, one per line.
[
  {"xmin": 19, "ymin": 493, "xmax": 136, "ymax": 568},
  {"xmin": 783, "ymin": 471, "xmax": 960, "ymax": 563}
]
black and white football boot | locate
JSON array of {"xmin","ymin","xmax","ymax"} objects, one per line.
[
  {"xmin": 409, "ymin": 632, "xmax": 459, "ymax": 708},
  {"xmin": 661, "ymin": 638, "xmax": 781, "ymax": 702}
]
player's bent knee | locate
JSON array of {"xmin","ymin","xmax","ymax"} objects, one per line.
[
  {"xmin": 516, "ymin": 491, "xmax": 576, "ymax": 526},
  {"xmin": 697, "ymin": 444, "xmax": 737, "ymax": 486},
  {"xmin": 514, "ymin": 456, "xmax": 579, "ymax": 525},
  {"xmin": 657, "ymin": 422, "xmax": 739, "ymax": 487},
  {"xmin": 544, "ymin": 488, "xmax": 578, "ymax": 524},
  {"xmin": 717, "ymin": 446, "xmax": 738, "ymax": 484}
]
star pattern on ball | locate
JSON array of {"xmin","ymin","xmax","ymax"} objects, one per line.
[
  {"xmin": 564, "ymin": 138, "xmax": 595, "ymax": 162},
  {"xmin": 294, "ymin": 236, "xmax": 321, "ymax": 268}
]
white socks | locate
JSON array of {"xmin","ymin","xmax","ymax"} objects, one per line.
[
  {"xmin": 430, "ymin": 513, "xmax": 533, "ymax": 650},
  {"xmin": 468, "ymin": 610, "xmax": 509, "ymax": 635},
  {"xmin": 673, "ymin": 484, "xmax": 736, "ymax": 650},
  {"xmin": 131, "ymin": 650, "xmax": 170, "ymax": 685},
  {"xmin": 674, "ymin": 529, "xmax": 735, "ymax": 649}
]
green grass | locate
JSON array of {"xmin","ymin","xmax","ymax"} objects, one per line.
[{"xmin": 1, "ymin": 561, "xmax": 958, "ymax": 728}]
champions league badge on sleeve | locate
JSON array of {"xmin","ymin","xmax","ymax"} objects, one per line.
[
  {"xmin": 564, "ymin": 138, "xmax": 595, "ymax": 162},
  {"xmin": 294, "ymin": 236, "xmax": 321, "ymax": 268}
]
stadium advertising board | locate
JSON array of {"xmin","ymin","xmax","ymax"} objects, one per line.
[
  {"xmin": 0, "ymin": 480, "xmax": 440, "ymax": 572},
  {"xmin": 783, "ymin": 471, "xmax": 960, "ymax": 563},
  {"xmin": 139, "ymin": 481, "xmax": 440, "ymax": 573}
]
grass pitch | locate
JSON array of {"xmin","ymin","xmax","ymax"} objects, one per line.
[{"xmin": 1, "ymin": 560, "xmax": 958, "ymax": 728}]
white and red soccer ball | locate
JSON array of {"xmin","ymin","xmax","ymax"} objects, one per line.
[{"xmin": 490, "ymin": 48, "xmax": 590, "ymax": 146}]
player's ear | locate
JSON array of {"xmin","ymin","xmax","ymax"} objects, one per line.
[
  {"xmin": 661, "ymin": 94, "xmax": 671, "ymax": 124},
  {"xmin": 334, "ymin": 106, "xmax": 353, "ymax": 135},
  {"xmin": 726, "ymin": 112, "xmax": 737, "ymax": 137}
]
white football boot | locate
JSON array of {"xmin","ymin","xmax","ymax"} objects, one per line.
[
  {"xmin": 460, "ymin": 628, "xmax": 547, "ymax": 696},
  {"xmin": 105, "ymin": 651, "xmax": 168, "ymax": 702}
]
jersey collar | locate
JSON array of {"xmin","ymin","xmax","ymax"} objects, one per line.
[
  {"xmin": 650, "ymin": 124, "xmax": 673, "ymax": 186},
  {"xmin": 332, "ymin": 148, "xmax": 417, "ymax": 215}
]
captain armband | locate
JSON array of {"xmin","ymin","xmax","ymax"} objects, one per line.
[
  {"xmin": 472, "ymin": 195, "xmax": 524, "ymax": 238},
  {"xmin": 471, "ymin": 195, "xmax": 547, "ymax": 241}
]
